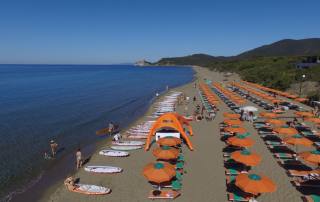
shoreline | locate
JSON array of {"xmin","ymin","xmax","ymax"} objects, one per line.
[
  {"xmin": 8, "ymin": 67, "xmax": 197, "ymax": 202},
  {"xmin": 37, "ymin": 66, "xmax": 309, "ymax": 202}
]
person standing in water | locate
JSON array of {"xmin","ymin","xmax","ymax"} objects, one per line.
[
  {"xmin": 76, "ymin": 148, "xmax": 82, "ymax": 169},
  {"xmin": 50, "ymin": 140, "xmax": 58, "ymax": 157}
]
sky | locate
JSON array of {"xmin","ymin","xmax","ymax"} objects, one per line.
[{"xmin": 0, "ymin": 0, "xmax": 319, "ymax": 64}]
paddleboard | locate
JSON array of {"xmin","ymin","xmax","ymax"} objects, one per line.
[
  {"xmin": 71, "ymin": 184, "xmax": 111, "ymax": 195},
  {"xmin": 99, "ymin": 150, "xmax": 129, "ymax": 157},
  {"xmin": 112, "ymin": 140, "xmax": 144, "ymax": 146},
  {"xmin": 110, "ymin": 145, "xmax": 142, "ymax": 151},
  {"xmin": 84, "ymin": 165, "xmax": 122, "ymax": 174},
  {"xmin": 96, "ymin": 128, "xmax": 109, "ymax": 135}
]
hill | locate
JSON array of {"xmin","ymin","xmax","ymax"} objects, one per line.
[
  {"xmin": 154, "ymin": 38, "xmax": 320, "ymax": 100},
  {"xmin": 156, "ymin": 54, "xmax": 229, "ymax": 66},
  {"xmin": 238, "ymin": 38, "xmax": 320, "ymax": 58}
]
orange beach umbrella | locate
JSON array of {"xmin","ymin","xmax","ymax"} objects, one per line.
[
  {"xmin": 223, "ymin": 113, "xmax": 241, "ymax": 119},
  {"xmin": 231, "ymin": 150, "xmax": 262, "ymax": 166},
  {"xmin": 265, "ymin": 119, "xmax": 286, "ymax": 126},
  {"xmin": 305, "ymin": 118, "xmax": 320, "ymax": 124},
  {"xmin": 299, "ymin": 150, "xmax": 320, "ymax": 167},
  {"xmin": 283, "ymin": 134, "xmax": 313, "ymax": 147},
  {"xmin": 143, "ymin": 162, "xmax": 175, "ymax": 183},
  {"xmin": 227, "ymin": 135, "xmax": 254, "ymax": 147},
  {"xmin": 152, "ymin": 146, "xmax": 179, "ymax": 160},
  {"xmin": 224, "ymin": 119, "xmax": 242, "ymax": 126},
  {"xmin": 235, "ymin": 173, "xmax": 276, "ymax": 195},
  {"xmin": 274, "ymin": 127, "xmax": 298, "ymax": 136},
  {"xmin": 295, "ymin": 111, "xmax": 314, "ymax": 118},
  {"xmin": 224, "ymin": 127, "xmax": 247, "ymax": 134},
  {"xmin": 157, "ymin": 137, "xmax": 182, "ymax": 147}
]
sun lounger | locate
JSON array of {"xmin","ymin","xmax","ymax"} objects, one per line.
[
  {"xmin": 302, "ymin": 195, "xmax": 320, "ymax": 202},
  {"xmin": 227, "ymin": 192, "xmax": 251, "ymax": 201},
  {"xmin": 265, "ymin": 141, "xmax": 283, "ymax": 146},
  {"xmin": 292, "ymin": 179, "xmax": 320, "ymax": 188},
  {"xmin": 288, "ymin": 170, "xmax": 320, "ymax": 177},
  {"xmin": 225, "ymin": 168, "xmax": 248, "ymax": 175},
  {"xmin": 148, "ymin": 190, "xmax": 180, "ymax": 199},
  {"xmin": 274, "ymin": 153, "xmax": 295, "ymax": 159},
  {"xmin": 314, "ymin": 142, "xmax": 320, "ymax": 148},
  {"xmin": 278, "ymin": 159, "xmax": 301, "ymax": 165},
  {"xmin": 226, "ymin": 175, "xmax": 236, "ymax": 184}
]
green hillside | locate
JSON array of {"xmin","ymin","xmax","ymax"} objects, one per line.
[{"xmin": 154, "ymin": 38, "xmax": 320, "ymax": 99}]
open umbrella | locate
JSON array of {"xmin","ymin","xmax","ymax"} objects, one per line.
[
  {"xmin": 241, "ymin": 106, "xmax": 258, "ymax": 112},
  {"xmin": 227, "ymin": 135, "xmax": 254, "ymax": 147},
  {"xmin": 295, "ymin": 111, "xmax": 314, "ymax": 118},
  {"xmin": 235, "ymin": 173, "xmax": 276, "ymax": 195},
  {"xmin": 295, "ymin": 98, "xmax": 308, "ymax": 103},
  {"xmin": 284, "ymin": 134, "xmax": 313, "ymax": 147},
  {"xmin": 157, "ymin": 137, "xmax": 182, "ymax": 147},
  {"xmin": 299, "ymin": 150, "xmax": 320, "ymax": 168},
  {"xmin": 223, "ymin": 113, "xmax": 241, "ymax": 119},
  {"xmin": 152, "ymin": 146, "xmax": 179, "ymax": 160},
  {"xmin": 265, "ymin": 119, "xmax": 286, "ymax": 126},
  {"xmin": 231, "ymin": 150, "xmax": 261, "ymax": 166},
  {"xmin": 305, "ymin": 118, "xmax": 320, "ymax": 124},
  {"xmin": 274, "ymin": 127, "xmax": 298, "ymax": 136},
  {"xmin": 259, "ymin": 112, "xmax": 278, "ymax": 119},
  {"xmin": 224, "ymin": 119, "xmax": 242, "ymax": 126},
  {"xmin": 224, "ymin": 127, "xmax": 247, "ymax": 134},
  {"xmin": 143, "ymin": 162, "xmax": 175, "ymax": 185}
]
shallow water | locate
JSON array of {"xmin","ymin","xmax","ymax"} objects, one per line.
[{"xmin": 0, "ymin": 64, "xmax": 194, "ymax": 200}]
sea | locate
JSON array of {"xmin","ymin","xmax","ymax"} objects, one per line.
[{"xmin": 0, "ymin": 64, "xmax": 194, "ymax": 201}]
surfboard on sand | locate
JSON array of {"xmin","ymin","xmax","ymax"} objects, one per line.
[
  {"xmin": 84, "ymin": 165, "xmax": 122, "ymax": 174},
  {"xmin": 99, "ymin": 150, "xmax": 129, "ymax": 157},
  {"xmin": 69, "ymin": 184, "xmax": 111, "ymax": 195},
  {"xmin": 110, "ymin": 145, "xmax": 142, "ymax": 151}
]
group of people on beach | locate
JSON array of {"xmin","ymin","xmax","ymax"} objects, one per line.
[
  {"xmin": 44, "ymin": 139, "xmax": 83, "ymax": 169},
  {"xmin": 240, "ymin": 110, "xmax": 254, "ymax": 123}
]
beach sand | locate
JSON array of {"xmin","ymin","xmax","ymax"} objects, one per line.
[{"xmin": 41, "ymin": 66, "xmax": 305, "ymax": 202}]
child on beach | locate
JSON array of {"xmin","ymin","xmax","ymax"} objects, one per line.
[{"xmin": 76, "ymin": 149, "xmax": 82, "ymax": 169}]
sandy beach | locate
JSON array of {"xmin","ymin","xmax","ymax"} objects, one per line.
[{"xmin": 40, "ymin": 66, "xmax": 310, "ymax": 202}]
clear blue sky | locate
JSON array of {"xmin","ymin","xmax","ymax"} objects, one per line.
[{"xmin": 0, "ymin": 0, "xmax": 319, "ymax": 64}]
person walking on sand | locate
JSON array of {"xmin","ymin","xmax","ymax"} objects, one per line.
[
  {"xmin": 76, "ymin": 148, "xmax": 82, "ymax": 169},
  {"xmin": 50, "ymin": 140, "xmax": 58, "ymax": 157}
]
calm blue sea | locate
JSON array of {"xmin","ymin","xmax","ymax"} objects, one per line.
[{"xmin": 0, "ymin": 64, "xmax": 194, "ymax": 200}]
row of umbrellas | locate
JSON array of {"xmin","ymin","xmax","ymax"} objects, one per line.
[
  {"xmin": 261, "ymin": 116, "xmax": 320, "ymax": 167},
  {"xmin": 199, "ymin": 83, "xmax": 220, "ymax": 105},
  {"xmin": 143, "ymin": 137, "xmax": 182, "ymax": 184},
  {"xmin": 242, "ymin": 80, "xmax": 308, "ymax": 103},
  {"xmin": 212, "ymin": 82, "xmax": 246, "ymax": 105},
  {"xmin": 221, "ymin": 112, "xmax": 277, "ymax": 197},
  {"xmin": 232, "ymin": 82, "xmax": 284, "ymax": 105}
]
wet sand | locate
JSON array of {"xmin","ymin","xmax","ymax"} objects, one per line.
[{"xmin": 41, "ymin": 66, "xmax": 306, "ymax": 202}]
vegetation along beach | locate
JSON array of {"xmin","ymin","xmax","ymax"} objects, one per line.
[{"xmin": 1, "ymin": 1, "xmax": 320, "ymax": 202}]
